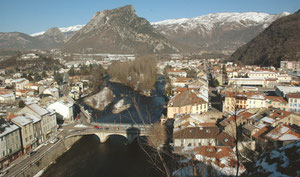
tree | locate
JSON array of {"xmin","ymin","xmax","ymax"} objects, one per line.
[
  {"xmin": 68, "ymin": 65, "xmax": 76, "ymax": 76},
  {"xmin": 54, "ymin": 72, "xmax": 63, "ymax": 84},
  {"xmin": 146, "ymin": 122, "xmax": 171, "ymax": 177},
  {"xmin": 42, "ymin": 70, "xmax": 47, "ymax": 78},
  {"xmin": 19, "ymin": 100, "xmax": 26, "ymax": 108},
  {"xmin": 186, "ymin": 69, "xmax": 197, "ymax": 78},
  {"xmin": 34, "ymin": 73, "xmax": 42, "ymax": 82},
  {"xmin": 213, "ymin": 78, "xmax": 219, "ymax": 87}
]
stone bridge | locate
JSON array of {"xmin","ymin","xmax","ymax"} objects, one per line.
[{"xmin": 66, "ymin": 123, "xmax": 152, "ymax": 143}]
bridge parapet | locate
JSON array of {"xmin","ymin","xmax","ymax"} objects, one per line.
[{"xmin": 66, "ymin": 123, "xmax": 152, "ymax": 143}]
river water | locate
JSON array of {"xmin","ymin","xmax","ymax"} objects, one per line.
[
  {"xmin": 85, "ymin": 76, "xmax": 166, "ymax": 124},
  {"xmin": 41, "ymin": 135, "xmax": 163, "ymax": 177},
  {"xmin": 41, "ymin": 77, "xmax": 167, "ymax": 177}
]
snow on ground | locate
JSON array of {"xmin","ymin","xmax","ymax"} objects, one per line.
[
  {"xmin": 84, "ymin": 87, "xmax": 115, "ymax": 110},
  {"xmin": 33, "ymin": 168, "xmax": 46, "ymax": 177},
  {"xmin": 74, "ymin": 124, "xmax": 87, "ymax": 128},
  {"xmin": 114, "ymin": 99, "xmax": 124, "ymax": 109}
]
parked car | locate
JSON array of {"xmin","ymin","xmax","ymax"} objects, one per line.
[
  {"xmin": 0, "ymin": 170, "xmax": 8, "ymax": 177},
  {"xmin": 30, "ymin": 151, "xmax": 37, "ymax": 156},
  {"xmin": 49, "ymin": 137, "xmax": 59, "ymax": 144}
]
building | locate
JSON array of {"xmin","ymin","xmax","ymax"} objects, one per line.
[
  {"xmin": 14, "ymin": 78, "xmax": 29, "ymax": 90},
  {"xmin": 19, "ymin": 104, "xmax": 57, "ymax": 142},
  {"xmin": 24, "ymin": 83, "xmax": 40, "ymax": 91},
  {"xmin": 265, "ymin": 124, "xmax": 300, "ymax": 149},
  {"xmin": 223, "ymin": 91, "xmax": 257, "ymax": 114},
  {"xmin": 43, "ymin": 87, "xmax": 59, "ymax": 98},
  {"xmin": 246, "ymin": 94, "xmax": 266, "ymax": 109},
  {"xmin": 0, "ymin": 122, "xmax": 22, "ymax": 169},
  {"xmin": 248, "ymin": 71, "xmax": 276, "ymax": 79},
  {"xmin": 265, "ymin": 96, "xmax": 288, "ymax": 111},
  {"xmin": 23, "ymin": 113, "xmax": 42, "ymax": 147},
  {"xmin": 280, "ymin": 60, "xmax": 300, "ymax": 71},
  {"xmin": 11, "ymin": 116, "xmax": 34, "ymax": 153},
  {"xmin": 287, "ymin": 93, "xmax": 300, "ymax": 113},
  {"xmin": 228, "ymin": 78, "xmax": 266, "ymax": 87},
  {"xmin": 167, "ymin": 68, "xmax": 187, "ymax": 77},
  {"xmin": 275, "ymin": 86, "xmax": 300, "ymax": 98},
  {"xmin": 0, "ymin": 89, "xmax": 15, "ymax": 104},
  {"xmin": 173, "ymin": 125, "xmax": 219, "ymax": 147},
  {"xmin": 48, "ymin": 98, "xmax": 74, "ymax": 123},
  {"xmin": 167, "ymin": 90, "xmax": 208, "ymax": 118}
]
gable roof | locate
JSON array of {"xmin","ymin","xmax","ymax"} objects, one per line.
[
  {"xmin": 27, "ymin": 104, "xmax": 49, "ymax": 116},
  {"xmin": 173, "ymin": 126, "xmax": 219, "ymax": 139},
  {"xmin": 168, "ymin": 90, "xmax": 207, "ymax": 107},
  {"xmin": 216, "ymin": 132, "xmax": 235, "ymax": 148}
]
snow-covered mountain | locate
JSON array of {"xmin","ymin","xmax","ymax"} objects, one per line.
[
  {"xmin": 152, "ymin": 12, "xmax": 290, "ymax": 52},
  {"xmin": 31, "ymin": 24, "xmax": 85, "ymax": 37}
]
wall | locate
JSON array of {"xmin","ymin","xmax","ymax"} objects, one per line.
[{"xmin": 16, "ymin": 136, "xmax": 81, "ymax": 177}]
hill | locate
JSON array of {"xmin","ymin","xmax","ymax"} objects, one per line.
[{"xmin": 229, "ymin": 11, "xmax": 300, "ymax": 67}]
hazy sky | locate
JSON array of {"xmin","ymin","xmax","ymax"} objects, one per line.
[{"xmin": 0, "ymin": 0, "xmax": 299, "ymax": 34}]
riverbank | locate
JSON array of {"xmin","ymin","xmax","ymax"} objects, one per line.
[{"xmin": 15, "ymin": 136, "xmax": 82, "ymax": 177}]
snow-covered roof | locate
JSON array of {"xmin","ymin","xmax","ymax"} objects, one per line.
[
  {"xmin": 24, "ymin": 113, "xmax": 41, "ymax": 123},
  {"xmin": 12, "ymin": 115, "xmax": 32, "ymax": 126},
  {"xmin": 0, "ymin": 123, "xmax": 19, "ymax": 137},
  {"xmin": 28, "ymin": 104, "xmax": 49, "ymax": 116},
  {"xmin": 276, "ymin": 86, "xmax": 300, "ymax": 96},
  {"xmin": 261, "ymin": 117, "xmax": 275, "ymax": 124}
]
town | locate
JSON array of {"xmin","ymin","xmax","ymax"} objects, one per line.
[{"xmin": 0, "ymin": 49, "xmax": 299, "ymax": 176}]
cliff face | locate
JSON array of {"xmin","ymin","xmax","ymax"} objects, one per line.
[
  {"xmin": 229, "ymin": 11, "xmax": 300, "ymax": 67},
  {"xmin": 63, "ymin": 5, "xmax": 178, "ymax": 54}
]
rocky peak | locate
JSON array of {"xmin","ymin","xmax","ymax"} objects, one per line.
[
  {"xmin": 44, "ymin": 27, "xmax": 64, "ymax": 37},
  {"xmin": 36, "ymin": 27, "xmax": 66, "ymax": 48},
  {"xmin": 63, "ymin": 5, "xmax": 178, "ymax": 54}
]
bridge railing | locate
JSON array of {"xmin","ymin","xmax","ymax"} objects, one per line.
[{"xmin": 90, "ymin": 122, "xmax": 152, "ymax": 130}]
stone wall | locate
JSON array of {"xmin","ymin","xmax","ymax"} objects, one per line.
[{"xmin": 16, "ymin": 136, "xmax": 81, "ymax": 177}]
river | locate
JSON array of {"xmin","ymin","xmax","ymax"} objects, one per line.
[
  {"xmin": 41, "ymin": 135, "xmax": 163, "ymax": 177},
  {"xmin": 41, "ymin": 77, "xmax": 168, "ymax": 177},
  {"xmin": 83, "ymin": 76, "xmax": 166, "ymax": 124}
]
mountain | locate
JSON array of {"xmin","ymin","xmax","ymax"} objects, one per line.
[
  {"xmin": 62, "ymin": 5, "xmax": 178, "ymax": 54},
  {"xmin": 35, "ymin": 27, "xmax": 66, "ymax": 48},
  {"xmin": 246, "ymin": 141, "xmax": 300, "ymax": 177},
  {"xmin": 0, "ymin": 32, "xmax": 45, "ymax": 50},
  {"xmin": 31, "ymin": 24, "xmax": 85, "ymax": 38},
  {"xmin": 229, "ymin": 11, "xmax": 300, "ymax": 67},
  {"xmin": 152, "ymin": 12, "xmax": 289, "ymax": 52}
]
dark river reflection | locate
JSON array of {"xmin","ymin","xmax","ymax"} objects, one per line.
[{"xmin": 42, "ymin": 135, "xmax": 163, "ymax": 177}]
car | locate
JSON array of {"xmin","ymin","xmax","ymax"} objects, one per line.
[
  {"xmin": 49, "ymin": 137, "xmax": 59, "ymax": 144},
  {"xmin": 0, "ymin": 171, "xmax": 8, "ymax": 177},
  {"xmin": 94, "ymin": 125, "xmax": 102, "ymax": 129},
  {"xmin": 30, "ymin": 151, "xmax": 37, "ymax": 156}
]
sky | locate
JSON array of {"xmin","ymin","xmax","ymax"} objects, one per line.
[{"xmin": 0, "ymin": 0, "xmax": 299, "ymax": 35}]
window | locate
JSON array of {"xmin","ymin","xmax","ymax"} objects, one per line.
[
  {"xmin": 206, "ymin": 129, "xmax": 210, "ymax": 133},
  {"xmin": 224, "ymin": 138, "xmax": 229, "ymax": 142}
]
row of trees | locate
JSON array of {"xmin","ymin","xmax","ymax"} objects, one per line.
[{"xmin": 108, "ymin": 55, "xmax": 158, "ymax": 92}]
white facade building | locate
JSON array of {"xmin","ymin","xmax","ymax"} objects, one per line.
[
  {"xmin": 246, "ymin": 94, "xmax": 266, "ymax": 109},
  {"xmin": 48, "ymin": 100, "xmax": 74, "ymax": 122}
]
